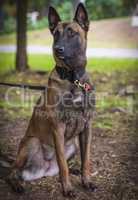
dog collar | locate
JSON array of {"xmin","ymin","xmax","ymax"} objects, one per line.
[
  {"xmin": 56, "ymin": 66, "xmax": 85, "ymax": 83},
  {"xmin": 74, "ymin": 80, "xmax": 92, "ymax": 92}
]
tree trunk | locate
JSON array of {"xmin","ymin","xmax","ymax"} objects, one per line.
[
  {"xmin": 0, "ymin": 0, "xmax": 5, "ymax": 33},
  {"xmin": 16, "ymin": 0, "xmax": 28, "ymax": 72}
]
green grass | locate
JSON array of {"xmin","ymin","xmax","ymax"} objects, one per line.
[
  {"xmin": 93, "ymin": 118, "xmax": 113, "ymax": 130},
  {"xmin": 97, "ymin": 96, "xmax": 128, "ymax": 111},
  {"xmin": 0, "ymin": 53, "xmax": 138, "ymax": 75},
  {"xmin": 0, "ymin": 52, "xmax": 137, "ymax": 119},
  {"xmin": 0, "ymin": 53, "xmax": 54, "ymax": 74}
]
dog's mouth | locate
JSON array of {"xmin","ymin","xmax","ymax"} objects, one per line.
[
  {"xmin": 58, "ymin": 55, "xmax": 65, "ymax": 60},
  {"xmin": 54, "ymin": 52, "xmax": 65, "ymax": 60},
  {"xmin": 54, "ymin": 51, "xmax": 76, "ymax": 68},
  {"xmin": 54, "ymin": 49, "xmax": 74, "ymax": 61},
  {"xmin": 57, "ymin": 54, "xmax": 73, "ymax": 61}
]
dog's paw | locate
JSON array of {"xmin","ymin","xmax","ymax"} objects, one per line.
[
  {"xmin": 63, "ymin": 189, "xmax": 76, "ymax": 198},
  {"xmin": 13, "ymin": 182, "xmax": 25, "ymax": 194},
  {"xmin": 6, "ymin": 177, "xmax": 25, "ymax": 194},
  {"xmin": 82, "ymin": 182, "xmax": 98, "ymax": 192}
]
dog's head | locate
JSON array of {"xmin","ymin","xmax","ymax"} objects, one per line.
[{"xmin": 48, "ymin": 3, "xmax": 89, "ymax": 70}]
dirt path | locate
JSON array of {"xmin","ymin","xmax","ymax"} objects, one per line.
[
  {"xmin": 0, "ymin": 71, "xmax": 138, "ymax": 200},
  {"xmin": 0, "ymin": 45, "xmax": 138, "ymax": 58}
]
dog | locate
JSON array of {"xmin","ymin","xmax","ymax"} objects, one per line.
[{"xmin": 7, "ymin": 3, "xmax": 96, "ymax": 197}]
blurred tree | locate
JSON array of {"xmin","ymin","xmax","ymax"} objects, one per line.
[
  {"xmin": 122, "ymin": 0, "xmax": 138, "ymax": 14},
  {"xmin": 0, "ymin": 0, "xmax": 5, "ymax": 32},
  {"xmin": 28, "ymin": 0, "xmax": 51, "ymax": 17},
  {"xmin": 86, "ymin": 0, "xmax": 124, "ymax": 20},
  {"xmin": 85, "ymin": 0, "xmax": 138, "ymax": 20},
  {"xmin": 57, "ymin": 1, "xmax": 72, "ymax": 20},
  {"xmin": 16, "ymin": 0, "xmax": 28, "ymax": 71}
]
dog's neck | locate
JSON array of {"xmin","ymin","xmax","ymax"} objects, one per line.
[{"xmin": 55, "ymin": 65, "xmax": 86, "ymax": 83}]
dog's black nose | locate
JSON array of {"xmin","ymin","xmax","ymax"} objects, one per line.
[{"xmin": 54, "ymin": 46, "xmax": 64, "ymax": 54}]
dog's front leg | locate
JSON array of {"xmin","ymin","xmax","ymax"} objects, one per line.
[
  {"xmin": 53, "ymin": 123, "xmax": 76, "ymax": 197},
  {"xmin": 79, "ymin": 122, "xmax": 97, "ymax": 191}
]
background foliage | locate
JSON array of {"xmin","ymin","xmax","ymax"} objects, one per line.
[{"xmin": 0, "ymin": 0, "xmax": 137, "ymax": 34}]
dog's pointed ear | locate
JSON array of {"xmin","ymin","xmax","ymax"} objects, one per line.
[
  {"xmin": 74, "ymin": 3, "xmax": 89, "ymax": 32},
  {"xmin": 48, "ymin": 6, "xmax": 61, "ymax": 34}
]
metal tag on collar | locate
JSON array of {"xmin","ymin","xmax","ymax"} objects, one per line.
[
  {"xmin": 74, "ymin": 80, "xmax": 91, "ymax": 91},
  {"xmin": 83, "ymin": 83, "xmax": 91, "ymax": 91},
  {"xmin": 74, "ymin": 80, "xmax": 83, "ymax": 88}
]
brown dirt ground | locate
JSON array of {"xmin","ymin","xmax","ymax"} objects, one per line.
[
  {"xmin": 23, "ymin": 17, "xmax": 138, "ymax": 48},
  {"xmin": 0, "ymin": 71, "xmax": 138, "ymax": 200}
]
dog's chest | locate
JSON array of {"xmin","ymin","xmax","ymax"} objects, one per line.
[
  {"xmin": 64, "ymin": 111, "xmax": 88, "ymax": 139},
  {"xmin": 59, "ymin": 87, "xmax": 95, "ymax": 138}
]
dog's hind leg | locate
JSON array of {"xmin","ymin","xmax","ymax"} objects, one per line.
[
  {"xmin": 7, "ymin": 137, "xmax": 46, "ymax": 193},
  {"xmin": 6, "ymin": 141, "xmax": 28, "ymax": 193},
  {"xmin": 45, "ymin": 138, "xmax": 78, "ymax": 177}
]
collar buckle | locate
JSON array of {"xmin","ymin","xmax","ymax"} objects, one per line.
[{"xmin": 74, "ymin": 80, "xmax": 91, "ymax": 92}]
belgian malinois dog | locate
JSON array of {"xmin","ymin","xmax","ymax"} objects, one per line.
[{"xmin": 7, "ymin": 3, "xmax": 95, "ymax": 197}]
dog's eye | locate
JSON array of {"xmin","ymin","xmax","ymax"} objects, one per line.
[
  {"xmin": 67, "ymin": 28, "xmax": 76, "ymax": 37},
  {"xmin": 54, "ymin": 30, "xmax": 60, "ymax": 40}
]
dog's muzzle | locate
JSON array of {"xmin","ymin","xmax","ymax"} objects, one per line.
[{"xmin": 54, "ymin": 45, "xmax": 65, "ymax": 59}]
